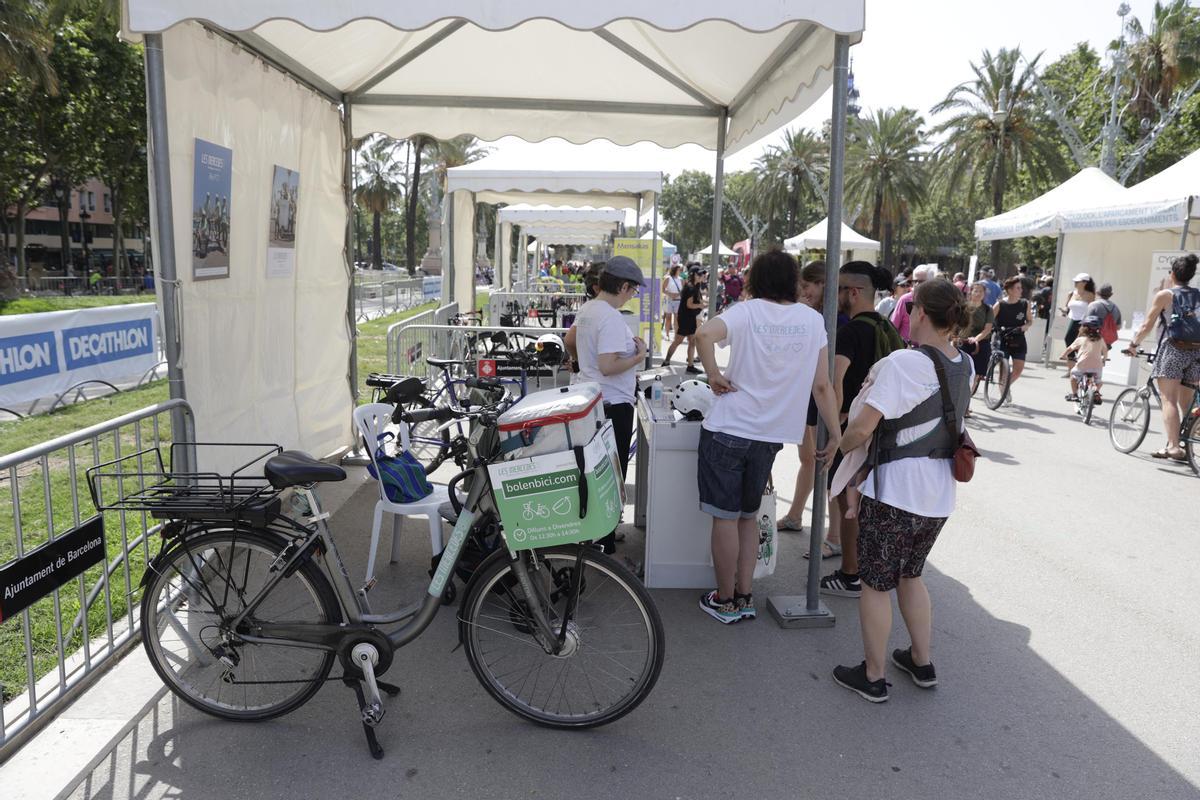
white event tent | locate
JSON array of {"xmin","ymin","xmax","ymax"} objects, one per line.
[
  {"xmin": 697, "ymin": 241, "xmax": 738, "ymax": 260},
  {"xmin": 784, "ymin": 217, "xmax": 880, "ymax": 255},
  {"xmin": 493, "ymin": 204, "xmax": 625, "ymax": 288},
  {"xmin": 640, "ymin": 230, "xmax": 675, "ymax": 250},
  {"xmin": 119, "ymin": 0, "xmax": 867, "ymax": 515}
]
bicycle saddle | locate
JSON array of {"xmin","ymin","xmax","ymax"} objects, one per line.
[
  {"xmin": 383, "ymin": 376, "xmax": 426, "ymax": 403},
  {"xmin": 426, "ymin": 356, "xmax": 464, "ymax": 367},
  {"xmin": 264, "ymin": 450, "xmax": 347, "ymax": 489},
  {"xmin": 365, "ymin": 372, "xmax": 411, "ymax": 389}
]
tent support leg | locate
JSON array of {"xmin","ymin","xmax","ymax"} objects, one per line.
[
  {"xmin": 144, "ymin": 33, "xmax": 192, "ymax": 474},
  {"xmin": 770, "ymin": 33, "xmax": 851, "ymax": 630},
  {"xmin": 1042, "ymin": 233, "xmax": 1065, "ymax": 368},
  {"xmin": 706, "ymin": 110, "xmax": 728, "ymax": 318},
  {"xmin": 648, "ymin": 195, "xmax": 659, "ymax": 368},
  {"xmin": 341, "ymin": 97, "xmax": 369, "ymax": 465}
]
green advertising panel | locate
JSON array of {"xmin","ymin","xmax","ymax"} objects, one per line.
[{"xmin": 488, "ymin": 423, "xmax": 623, "ymax": 553}]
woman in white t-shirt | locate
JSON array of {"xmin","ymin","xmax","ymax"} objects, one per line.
[
  {"xmin": 563, "ymin": 256, "xmax": 647, "ymax": 553},
  {"xmin": 661, "ymin": 265, "xmax": 683, "ymax": 340},
  {"xmin": 832, "ymin": 278, "xmax": 972, "ymax": 703},
  {"xmin": 692, "ymin": 250, "xmax": 842, "ymax": 624}
]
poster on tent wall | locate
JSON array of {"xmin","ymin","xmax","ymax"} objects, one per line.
[
  {"xmin": 612, "ymin": 238, "xmax": 663, "ymax": 334},
  {"xmin": 266, "ymin": 165, "xmax": 299, "ymax": 279},
  {"xmin": 1149, "ymin": 251, "xmax": 1188, "ymax": 309},
  {"xmin": 191, "ymin": 139, "xmax": 233, "ymax": 280}
]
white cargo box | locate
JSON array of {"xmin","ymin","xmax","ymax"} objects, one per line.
[{"xmin": 497, "ymin": 382, "xmax": 606, "ymax": 459}]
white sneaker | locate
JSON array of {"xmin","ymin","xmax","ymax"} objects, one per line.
[{"xmin": 1002, "ymin": 393, "xmax": 1013, "ymax": 407}]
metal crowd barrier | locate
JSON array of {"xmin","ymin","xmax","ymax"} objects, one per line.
[
  {"xmin": 0, "ymin": 399, "xmax": 195, "ymax": 758},
  {"xmin": 16, "ymin": 275, "xmax": 154, "ymax": 296},
  {"xmin": 353, "ymin": 274, "xmax": 427, "ymax": 321},
  {"xmin": 488, "ymin": 291, "xmax": 587, "ymax": 327},
  {"xmin": 384, "ymin": 323, "xmax": 569, "ymax": 387}
]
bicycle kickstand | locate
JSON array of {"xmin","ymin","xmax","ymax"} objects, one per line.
[{"xmin": 343, "ymin": 676, "xmax": 386, "ymax": 759}]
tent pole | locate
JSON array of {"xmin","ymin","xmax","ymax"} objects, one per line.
[
  {"xmin": 649, "ymin": 195, "xmax": 659, "ymax": 367},
  {"xmin": 770, "ymin": 33, "xmax": 849, "ymax": 628},
  {"xmin": 143, "ymin": 33, "xmax": 193, "ymax": 471},
  {"xmin": 1179, "ymin": 197, "xmax": 1193, "ymax": 249},
  {"xmin": 494, "ymin": 210, "xmax": 502, "ymax": 290},
  {"xmin": 1043, "ymin": 233, "xmax": 1065, "ymax": 367},
  {"xmin": 707, "ymin": 109, "xmax": 728, "ymax": 317}
]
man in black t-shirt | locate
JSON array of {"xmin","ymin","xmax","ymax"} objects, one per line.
[{"xmin": 820, "ymin": 262, "xmax": 903, "ymax": 600}]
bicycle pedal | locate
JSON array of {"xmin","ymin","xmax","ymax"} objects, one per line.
[{"xmin": 361, "ymin": 577, "xmax": 377, "ymax": 594}]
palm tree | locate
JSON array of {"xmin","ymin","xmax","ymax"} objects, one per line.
[
  {"xmin": 932, "ymin": 48, "xmax": 1069, "ymax": 272},
  {"xmin": 354, "ymin": 135, "xmax": 406, "ymax": 269},
  {"xmin": 750, "ymin": 128, "xmax": 827, "ymax": 237},
  {"xmin": 405, "ymin": 135, "xmax": 435, "ymax": 275},
  {"xmin": 1123, "ymin": 0, "xmax": 1200, "ymax": 122},
  {"xmin": 1, "ymin": 0, "xmax": 56, "ymax": 91},
  {"xmin": 844, "ymin": 107, "xmax": 928, "ymax": 269},
  {"xmin": 431, "ymin": 135, "xmax": 489, "ymax": 194}
]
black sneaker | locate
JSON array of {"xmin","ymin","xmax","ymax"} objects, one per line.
[
  {"xmin": 819, "ymin": 569, "xmax": 861, "ymax": 598},
  {"xmin": 685, "ymin": 364, "xmax": 702, "ymax": 374},
  {"xmin": 734, "ymin": 592, "xmax": 756, "ymax": 620},
  {"xmin": 891, "ymin": 647, "xmax": 938, "ymax": 688},
  {"xmin": 699, "ymin": 590, "xmax": 741, "ymax": 624},
  {"xmin": 833, "ymin": 662, "xmax": 890, "ymax": 703}
]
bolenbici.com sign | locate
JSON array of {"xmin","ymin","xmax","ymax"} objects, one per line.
[
  {"xmin": 0, "ymin": 303, "xmax": 159, "ymax": 408},
  {"xmin": 487, "ymin": 423, "xmax": 623, "ymax": 553}
]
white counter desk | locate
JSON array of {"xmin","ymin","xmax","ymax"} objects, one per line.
[{"xmin": 633, "ymin": 395, "xmax": 715, "ymax": 589}]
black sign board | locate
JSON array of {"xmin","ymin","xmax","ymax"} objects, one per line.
[{"xmin": 0, "ymin": 516, "xmax": 105, "ymax": 623}]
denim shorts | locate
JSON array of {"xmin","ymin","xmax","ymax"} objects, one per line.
[{"xmin": 697, "ymin": 428, "xmax": 783, "ymax": 520}]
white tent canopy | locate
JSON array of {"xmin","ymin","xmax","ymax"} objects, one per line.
[
  {"xmin": 497, "ymin": 204, "xmax": 625, "ymax": 226},
  {"xmin": 1059, "ymin": 150, "xmax": 1200, "ymax": 233},
  {"xmin": 785, "ymin": 217, "xmax": 880, "ymax": 252},
  {"xmin": 975, "ymin": 167, "xmax": 1129, "ymax": 240},
  {"xmin": 697, "ymin": 241, "xmax": 737, "ymax": 258},
  {"xmin": 640, "ymin": 229, "xmax": 675, "ymax": 249},
  {"xmin": 124, "ymin": 2, "xmax": 864, "ymax": 157}
]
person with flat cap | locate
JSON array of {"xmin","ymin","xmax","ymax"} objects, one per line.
[{"xmin": 564, "ymin": 255, "xmax": 647, "ymax": 553}]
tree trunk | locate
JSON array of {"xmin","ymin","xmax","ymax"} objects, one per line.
[
  {"xmin": 111, "ymin": 187, "xmax": 126, "ymax": 280},
  {"xmin": 15, "ymin": 202, "xmax": 27, "ymax": 278},
  {"xmin": 405, "ymin": 139, "xmax": 424, "ymax": 275},
  {"xmin": 870, "ymin": 186, "xmax": 883, "ymax": 240},
  {"xmin": 883, "ymin": 220, "xmax": 894, "ymax": 269},
  {"xmin": 990, "ymin": 145, "xmax": 1006, "ymax": 274},
  {"xmin": 372, "ymin": 209, "xmax": 382, "ymax": 268},
  {"xmin": 58, "ymin": 197, "xmax": 73, "ymax": 277},
  {"xmin": 2, "ymin": 214, "xmax": 9, "ymax": 270},
  {"xmin": 787, "ymin": 175, "xmax": 798, "ymax": 236}
]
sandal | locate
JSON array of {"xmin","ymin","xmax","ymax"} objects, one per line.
[
  {"xmin": 777, "ymin": 515, "xmax": 805, "ymax": 532},
  {"xmin": 802, "ymin": 541, "xmax": 842, "ymax": 560}
]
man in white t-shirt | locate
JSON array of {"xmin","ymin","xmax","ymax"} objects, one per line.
[
  {"xmin": 692, "ymin": 250, "xmax": 842, "ymax": 624},
  {"xmin": 564, "ymin": 256, "xmax": 647, "ymax": 554}
]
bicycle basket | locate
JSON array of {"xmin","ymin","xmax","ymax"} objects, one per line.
[{"xmin": 86, "ymin": 442, "xmax": 284, "ymax": 523}]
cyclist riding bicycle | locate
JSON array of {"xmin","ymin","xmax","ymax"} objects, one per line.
[{"xmin": 1062, "ymin": 315, "xmax": 1108, "ymax": 404}]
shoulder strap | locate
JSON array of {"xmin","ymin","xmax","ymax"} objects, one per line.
[{"xmin": 918, "ymin": 345, "xmax": 958, "ymax": 440}]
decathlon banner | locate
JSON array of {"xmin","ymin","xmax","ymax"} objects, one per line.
[{"xmin": 0, "ymin": 303, "xmax": 159, "ymax": 407}]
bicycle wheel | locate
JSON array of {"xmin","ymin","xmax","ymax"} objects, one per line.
[
  {"xmin": 1079, "ymin": 391, "xmax": 1094, "ymax": 425},
  {"xmin": 140, "ymin": 528, "xmax": 340, "ymax": 721},
  {"xmin": 1184, "ymin": 414, "xmax": 1200, "ymax": 476},
  {"xmin": 400, "ymin": 394, "xmax": 451, "ymax": 473},
  {"xmin": 1108, "ymin": 388, "xmax": 1151, "ymax": 453},
  {"xmin": 460, "ymin": 546, "xmax": 664, "ymax": 729},
  {"xmin": 983, "ymin": 355, "xmax": 1009, "ymax": 410}
]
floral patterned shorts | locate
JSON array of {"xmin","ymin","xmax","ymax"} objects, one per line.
[{"xmin": 856, "ymin": 496, "xmax": 948, "ymax": 592}]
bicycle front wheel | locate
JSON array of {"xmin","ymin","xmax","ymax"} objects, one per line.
[
  {"xmin": 1108, "ymin": 388, "xmax": 1151, "ymax": 453},
  {"xmin": 983, "ymin": 355, "xmax": 1009, "ymax": 410},
  {"xmin": 1079, "ymin": 391, "xmax": 1094, "ymax": 425},
  {"xmin": 460, "ymin": 547, "xmax": 664, "ymax": 729},
  {"xmin": 140, "ymin": 529, "xmax": 340, "ymax": 721},
  {"xmin": 1184, "ymin": 414, "xmax": 1200, "ymax": 476}
]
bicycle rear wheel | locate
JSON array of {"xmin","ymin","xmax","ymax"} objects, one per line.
[
  {"xmin": 460, "ymin": 547, "xmax": 664, "ymax": 729},
  {"xmin": 400, "ymin": 394, "xmax": 451, "ymax": 473},
  {"xmin": 983, "ymin": 355, "xmax": 1009, "ymax": 410},
  {"xmin": 1079, "ymin": 387, "xmax": 1094, "ymax": 425},
  {"xmin": 1184, "ymin": 414, "xmax": 1200, "ymax": 476},
  {"xmin": 1108, "ymin": 388, "xmax": 1151, "ymax": 453},
  {"xmin": 140, "ymin": 529, "xmax": 339, "ymax": 721}
]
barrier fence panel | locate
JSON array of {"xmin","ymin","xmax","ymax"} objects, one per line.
[
  {"xmin": 353, "ymin": 274, "xmax": 427, "ymax": 321},
  {"xmin": 0, "ymin": 399, "xmax": 195, "ymax": 758},
  {"xmin": 384, "ymin": 307, "xmax": 436, "ymax": 377},
  {"xmin": 16, "ymin": 276, "xmax": 155, "ymax": 296}
]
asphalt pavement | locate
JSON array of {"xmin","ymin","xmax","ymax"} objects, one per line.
[{"xmin": 28, "ymin": 358, "xmax": 1200, "ymax": 800}]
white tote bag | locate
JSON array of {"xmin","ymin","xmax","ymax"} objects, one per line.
[{"xmin": 754, "ymin": 480, "xmax": 779, "ymax": 579}]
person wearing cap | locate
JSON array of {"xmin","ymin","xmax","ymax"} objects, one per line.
[
  {"xmin": 889, "ymin": 264, "xmax": 938, "ymax": 343},
  {"xmin": 979, "ymin": 267, "xmax": 1003, "ymax": 306},
  {"xmin": 875, "ymin": 275, "xmax": 907, "ymax": 318},
  {"xmin": 1060, "ymin": 273, "xmax": 1096, "ymax": 362},
  {"xmin": 1087, "ymin": 283, "xmax": 1122, "ymax": 334},
  {"xmin": 563, "ymin": 256, "xmax": 647, "ymax": 553},
  {"xmin": 663, "ymin": 265, "xmax": 707, "ymax": 373}
]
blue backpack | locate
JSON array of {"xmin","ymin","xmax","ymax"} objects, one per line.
[
  {"xmin": 367, "ymin": 433, "xmax": 433, "ymax": 503},
  {"xmin": 1167, "ymin": 287, "xmax": 1200, "ymax": 344}
]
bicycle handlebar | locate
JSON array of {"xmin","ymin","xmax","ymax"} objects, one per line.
[
  {"xmin": 464, "ymin": 376, "xmax": 503, "ymax": 392},
  {"xmin": 400, "ymin": 406, "xmax": 456, "ymax": 424}
]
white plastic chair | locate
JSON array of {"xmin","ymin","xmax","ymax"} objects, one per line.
[{"xmin": 353, "ymin": 403, "xmax": 451, "ymax": 584}]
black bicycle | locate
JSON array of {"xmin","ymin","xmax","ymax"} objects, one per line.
[
  {"xmin": 1108, "ymin": 349, "xmax": 1200, "ymax": 475},
  {"xmin": 982, "ymin": 327, "xmax": 1021, "ymax": 410},
  {"xmin": 88, "ymin": 386, "xmax": 664, "ymax": 759}
]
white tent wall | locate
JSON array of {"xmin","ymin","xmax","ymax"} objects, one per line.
[
  {"xmin": 452, "ymin": 190, "xmax": 477, "ymax": 304},
  {"xmin": 158, "ymin": 23, "xmax": 351, "ymax": 456},
  {"xmin": 499, "ymin": 221, "xmax": 513, "ymax": 288}
]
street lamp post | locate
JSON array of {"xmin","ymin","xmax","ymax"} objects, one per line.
[
  {"xmin": 79, "ymin": 208, "xmax": 92, "ymax": 274},
  {"xmin": 51, "ymin": 179, "xmax": 72, "ymax": 277},
  {"xmin": 990, "ymin": 87, "xmax": 1009, "ymax": 274}
]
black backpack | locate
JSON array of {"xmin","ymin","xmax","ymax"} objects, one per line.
[{"xmin": 1167, "ymin": 287, "xmax": 1200, "ymax": 344}]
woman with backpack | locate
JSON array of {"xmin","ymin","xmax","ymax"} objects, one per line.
[
  {"xmin": 832, "ymin": 278, "xmax": 972, "ymax": 703},
  {"xmin": 1125, "ymin": 253, "xmax": 1200, "ymax": 462}
]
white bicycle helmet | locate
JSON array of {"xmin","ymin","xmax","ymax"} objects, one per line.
[
  {"xmin": 672, "ymin": 379, "xmax": 714, "ymax": 421},
  {"xmin": 534, "ymin": 333, "xmax": 565, "ymax": 363}
]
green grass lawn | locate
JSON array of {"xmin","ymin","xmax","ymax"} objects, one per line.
[
  {"xmin": 0, "ymin": 295, "xmax": 154, "ymax": 316},
  {"xmin": 0, "ymin": 293, "xmax": 488, "ymax": 701}
]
